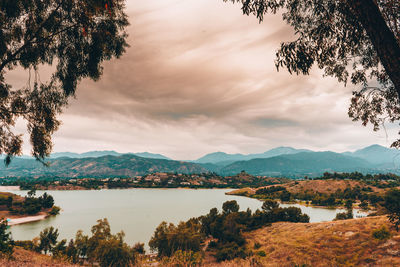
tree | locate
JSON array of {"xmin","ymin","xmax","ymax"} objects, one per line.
[
  {"xmin": 39, "ymin": 192, "xmax": 54, "ymax": 209},
  {"xmin": 27, "ymin": 188, "xmax": 36, "ymax": 198},
  {"xmin": 65, "ymin": 239, "xmax": 78, "ymax": 263},
  {"xmin": 52, "ymin": 239, "xmax": 67, "ymax": 258},
  {"xmin": 222, "ymin": 200, "xmax": 240, "ymax": 214},
  {"xmin": 38, "ymin": 226, "xmax": 59, "ymax": 254},
  {"xmin": 0, "ymin": 219, "xmax": 13, "ymax": 258},
  {"xmin": 0, "ymin": 0, "xmax": 129, "ymax": 164},
  {"xmin": 261, "ymin": 199, "xmax": 279, "ymax": 212},
  {"xmin": 225, "ymin": 0, "xmax": 400, "ymax": 145},
  {"xmin": 95, "ymin": 237, "xmax": 133, "ymax": 267},
  {"xmin": 384, "ymin": 189, "xmax": 400, "ymax": 230},
  {"xmin": 149, "ymin": 220, "xmax": 204, "ymax": 258}
]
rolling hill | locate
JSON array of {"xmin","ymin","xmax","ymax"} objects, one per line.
[
  {"xmin": 219, "ymin": 152, "xmax": 372, "ymax": 176},
  {"xmin": 0, "ymin": 154, "xmax": 207, "ymax": 178},
  {"xmin": 1, "ymin": 151, "xmax": 171, "ymax": 160},
  {"xmin": 194, "ymin": 147, "xmax": 312, "ymax": 165},
  {"xmin": 1, "ymin": 145, "xmax": 400, "ymax": 179}
]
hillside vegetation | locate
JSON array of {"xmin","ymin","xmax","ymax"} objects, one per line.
[
  {"xmin": 232, "ymin": 216, "xmax": 400, "ymax": 267},
  {"xmin": 0, "ymin": 154, "xmax": 208, "ymax": 178},
  {"xmin": 0, "ymin": 247, "xmax": 78, "ymax": 267},
  {"xmin": 3, "ymin": 145, "xmax": 400, "ymax": 178},
  {"xmin": 228, "ymin": 178, "xmax": 389, "ymax": 196}
]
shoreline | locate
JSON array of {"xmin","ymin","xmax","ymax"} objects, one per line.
[
  {"xmin": 7, "ymin": 214, "xmax": 47, "ymax": 226},
  {"xmin": 3, "ymin": 186, "xmax": 239, "ymax": 191}
]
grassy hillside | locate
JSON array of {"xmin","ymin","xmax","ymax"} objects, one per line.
[
  {"xmin": 204, "ymin": 216, "xmax": 400, "ymax": 266},
  {"xmin": 227, "ymin": 178, "xmax": 388, "ymax": 197},
  {"xmin": 0, "ymin": 247, "xmax": 78, "ymax": 267}
]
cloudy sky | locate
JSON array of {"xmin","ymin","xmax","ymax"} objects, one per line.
[{"xmin": 8, "ymin": 0, "xmax": 399, "ymax": 160}]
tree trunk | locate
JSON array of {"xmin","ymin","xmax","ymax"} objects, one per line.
[{"xmin": 347, "ymin": 0, "xmax": 400, "ymax": 96}]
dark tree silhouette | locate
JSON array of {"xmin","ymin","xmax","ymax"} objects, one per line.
[
  {"xmin": 0, "ymin": 0, "xmax": 129, "ymax": 164},
  {"xmin": 224, "ymin": 0, "xmax": 400, "ymax": 145},
  {"xmin": 384, "ymin": 189, "xmax": 400, "ymax": 230}
]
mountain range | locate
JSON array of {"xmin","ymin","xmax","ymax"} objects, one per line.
[
  {"xmin": 2, "ymin": 151, "xmax": 171, "ymax": 160},
  {"xmin": 0, "ymin": 154, "xmax": 205, "ymax": 178},
  {"xmin": 1, "ymin": 144, "xmax": 399, "ymax": 178},
  {"xmin": 193, "ymin": 147, "xmax": 312, "ymax": 165}
]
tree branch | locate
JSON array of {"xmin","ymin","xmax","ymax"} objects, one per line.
[{"xmin": 347, "ymin": 0, "xmax": 400, "ymax": 96}]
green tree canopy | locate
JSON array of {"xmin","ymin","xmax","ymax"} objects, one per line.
[
  {"xmin": 0, "ymin": 219, "xmax": 13, "ymax": 258},
  {"xmin": 38, "ymin": 226, "xmax": 59, "ymax": 254},
  {"xmin": 222, "ymin": 200, "xmax": 240, "ymax": 214},
  {"xmin": 0, "ymin": 0, "xmax": 129, "ymax": 164},
  {"xmin": 384, "ymin": 189, "xmax": 400, "ymax": 230},
  {"xmin": 225, "ymin": 0, "xmax": 400, "ymax": 145}
]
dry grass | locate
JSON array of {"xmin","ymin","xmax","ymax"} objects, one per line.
[
  {"xmin": 284, "ymin": 179, "xmax": 386, "ymax": 194},
  {"xmin": 4, "ymin": 217, "xmax": 398, "ymax": 267},
  {"xmin": 228, "ymin": 179, "xmax": 391, "ymax": 197},
  {"xmin": 0, "ymin": 247, "xmax": 78, "ymax": 267},
  {"xmin": 237, "ymin": 216, "xmax": 400, "ymax": 267},
  {"xmin": 202, "ymin": 216, "xmax": 400, "ymax": 267}
]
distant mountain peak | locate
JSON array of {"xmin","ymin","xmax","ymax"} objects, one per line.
[{"xmin": 345, "ymin": 144, "xmax": 400, "ymax": 165}]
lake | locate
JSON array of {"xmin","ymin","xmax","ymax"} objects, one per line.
[{"xmin": 7, "ymin": 189, "xmax": 366, "ymax": 248}]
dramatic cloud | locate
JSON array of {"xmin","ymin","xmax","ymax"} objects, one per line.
[{"xmin": 7, "ymin": 0, "xmax": 398, "ymax": 159}]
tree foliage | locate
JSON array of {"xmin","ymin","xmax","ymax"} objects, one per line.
[
  {"xmin": 225, "ymin": 0, "xmax": 400, "ymax": 145},
  {"xmin": 384, "ymin": 188, "xmax": 400, "ymax": 230},
  {"xmin": 149, "ymin": 200, "xmax": 309, "ymax": 262},
  {"xmin": 0, "ymin": 219, "xmax": 13, "ymax": 258},
  {"xmin": 38, "ymin": 226, "xmax": 59, "ymax": 254},
  {"xmin": 0, "ymin": 0, "xmax": 129, "ymax": 164},
  {"xmin": 65, "ymin": 218, "xmax": 135, "ymax": 266}
]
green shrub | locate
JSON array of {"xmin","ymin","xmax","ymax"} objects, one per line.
[
  {"xmin": 49, "ymin": 206, "xmax": 61, "ymax": 215},
  {"xmin": 372, "ymin": 225, "xmax": 391, "ymax": 240},
  {"xmin": 215, "ymin": 243, "xmax": 248, "ymax": 262},
  {"xmin": 14, "ymin": 240, "xmax": 35, "ymax": 251},
  {"xmin": 208, "ymin": 240, "xmax": 217, "ymax": 249},
  {"xmin": 256, "ymin": 250, "xmax": 266, "ymax": 257},
  {"xmin": 253, "ymin": 242, "xmax": 261, "ymax": 249}
]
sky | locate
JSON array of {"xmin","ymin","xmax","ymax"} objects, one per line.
[{"xmin": 7, "ymin": 0, "xmax": 399, "ymax": 160}]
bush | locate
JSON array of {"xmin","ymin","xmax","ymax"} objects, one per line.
[
  {"xmin": 208, "ymin": 240, "xmax": 217, "ymax": 249},
  {"xmin": 14, "ymin": 240, "xmax": 35, "ymax": 251},
  {"xmin": 334, "ymin": 212, "xmax": 349, "ymax": 220},
  {"xmin": 49, "ymin": 206, "xmax": 61, "ymax": 215},
  {"xmin": 256, "ymin": 250, "xmax": 266, "ymax": 257},
  {"xmin": 168, "ymin": 250, "xmax": 203, "ymax": 266},
  {"xmin": 359, "ymin": 200, "xmax": 369, "ymax": 210},
  {"xmin": 372, "ymin": 225, "xmax": 391, "ymax": 240},
  {"xmin": 253, "ymin": 242, "xmax": 261, "ymax": 249},
  {"xmin": 215, "ymin": 242, "xmax": 248, "ymax": 262}
]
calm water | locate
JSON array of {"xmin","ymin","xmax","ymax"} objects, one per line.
[{"xmin": 7, "ymin": 189, "xmax": 366, "ymax": 248}]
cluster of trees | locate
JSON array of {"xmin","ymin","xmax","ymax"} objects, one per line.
[
  {"xmin": 254, "ymin": 185, "xmax": 383, "ymax": 209},
  {"xmin": 6, "ymin": 189, "xmax": 57, "ymax": 215},
  {"xmin": 1, "ymin": 172, "xmax": 288, "ymax": 190},
  {"xmin": 149, "ymin": 200, "xmax": 309, "ymax": 262},
  {"xmin": 319, "ymin": 172, "xmax": 400, "ymax": 188},
  {"xmin": 12, "ymin": 218, "xmax": 145, "ymax": 266},
  {"xmin": 384, "ymin": 189, "xmax": 400, "ymax": 230}
]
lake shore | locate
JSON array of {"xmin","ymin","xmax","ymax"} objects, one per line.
[{"xmin": 8, "ymin": 214, "xmax": 47, "ymax": 226}]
